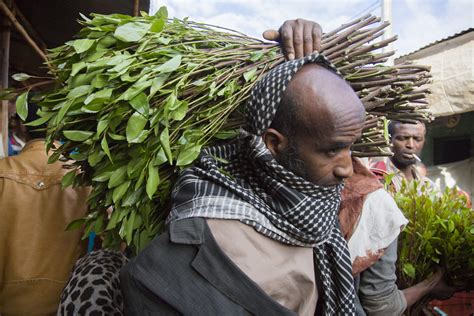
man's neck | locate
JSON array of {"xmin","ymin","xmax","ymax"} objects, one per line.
[{"xmin": 390, "ymin": 158, "xmax": 415, "ymax": 180}]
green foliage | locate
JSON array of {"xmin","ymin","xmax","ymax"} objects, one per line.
[
  {"xmin": 393, "ymin": 181, "xmax": 474, "ymax": 289},
  {"xmin": 28, "ymin": 9, "xmax": 280, "ymax": 253},
  {"xmin": 9, "ymin": 9, "xmax": 433, "ymax": 253}
]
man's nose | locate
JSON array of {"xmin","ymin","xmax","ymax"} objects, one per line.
[
  {"xmin": 333, "ymin": 153, "xmax": 353, "ymax": 180},
  {"xmin": 406, "ymin": 138, "xmax": 414, "ymax": 148}
]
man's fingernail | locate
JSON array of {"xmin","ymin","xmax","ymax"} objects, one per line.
[{"xmin": 288, "ymin": 53, "xmax": 295, "ymax": 60}]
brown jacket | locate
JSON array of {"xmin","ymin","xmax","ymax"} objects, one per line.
[{"xmin": 0, "ymin": 140, "xmax": 90, "ymax": 315}]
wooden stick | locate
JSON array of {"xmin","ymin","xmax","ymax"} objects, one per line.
[
  {"xmin": 352, "ymin": 140, "xmax": 389, "ymax": 148},
  {"xmin": 323, "ymin": 13, "xmax": 372, "ymax": 39},
  {"xmin": 352, "ymin": 151, "xmax": 393, "ymax": 157},
  {"xmin": 0, "ymin": 0, "xmax": 48, "ymax": 63},
  {"xmin": 324, "ymin": 22, "xmax": 389, "ymax": 58},
  {"xmin": 322, "ymin": 16, "xmax": 379, "ymax": 49},
  {"xmin": 1, "ymin": 0, "xmax": 10, "ymax": 157},
  {"xmin": 11, "ymin": 1, "xmax": 47, "ymax": 52},
  {"xmin": 133, "ymin": 0, "xmax": 140, "ymax": 17}
]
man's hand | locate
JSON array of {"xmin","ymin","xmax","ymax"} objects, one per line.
[
  {"xmin": 262, "ymin": 19, "xmax": 322, "ymax": 61},
  {"xmin": 428, "ymin": 270, "xmax": 459, "ymax": 301},
  {"xmin": 403, "ymin": 269, "xmax": 458, "ymax": 308}
]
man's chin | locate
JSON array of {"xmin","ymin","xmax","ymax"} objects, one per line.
[{"xmin": 392, "ymin": 157, "xmax": 416, "ymax": 168}]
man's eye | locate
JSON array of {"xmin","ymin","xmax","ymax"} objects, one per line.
[{"xmin": 327, "ymin": 148, "xmax": 341, "ymax": 156}]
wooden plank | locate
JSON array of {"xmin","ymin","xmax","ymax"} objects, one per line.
[
  {"xmin": 133, "ymin": 0, "xmax": 140, "ymax": 16},
  {"xmin": 0, "ymin": 0, "xmax": 11, "ymax": 157}
]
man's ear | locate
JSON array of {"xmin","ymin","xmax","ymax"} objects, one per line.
[{"xmin": 262, "ymin": 128, "xmax": 289, "ymax": 156}]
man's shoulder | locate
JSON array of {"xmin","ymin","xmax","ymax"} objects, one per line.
[
  {"xmin": 123, "ymin": 218, "xmax": 206, "ymax": 279},
  {"xmin": 369, "ymin": 158, "xmax": 393, "ymax": 174},
  {"xmin": 120, "ymin": 218, "xmax": 245, "ymax": 315},
  {"xmin": 0, "ymin": 143, "xmax": 70, "ymax": 187}
]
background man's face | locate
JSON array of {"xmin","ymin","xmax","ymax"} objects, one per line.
[{"xmin": 391, "ymin": 123, "xmax": 426, "ymax": 168}]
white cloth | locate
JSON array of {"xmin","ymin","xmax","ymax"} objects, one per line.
[{"xmin": 348, "ymin": 189, "xmax": 408, "ymax": 263}]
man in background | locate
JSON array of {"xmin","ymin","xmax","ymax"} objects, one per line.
[
  {"xmin": 371, "ymin": 120, "xmax": 434, "ymax": 191},
  {"xmin": 0, "ymin": 104, "xmax": 90, "ymax": 315}
]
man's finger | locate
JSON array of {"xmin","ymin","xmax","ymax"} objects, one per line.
[
  {"xmin": 291, "ymin": 20, "xmax": 304, "ymax": 59},
  {"xmin": 312, "ymin": 24, "xmax": 322, "ymax": 53},
  {"xmin": 303, "ymin": 23, "xmax": 314, "ymax": 56},
  {"xmin": 279, "ymin": 24, "xmax": 295, "ymax": 60},
  {"xmin": 262, "ymin": 29, "xmax": 280, "ymax": 42}
]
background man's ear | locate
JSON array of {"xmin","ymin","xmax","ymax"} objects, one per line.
[{"xmin": 262, "ymin": 128, "xmax": 289, "ymax": 156}]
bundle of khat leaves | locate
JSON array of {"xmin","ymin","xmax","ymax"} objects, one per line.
[
  {"xmin": 14, "ymin": 7, "xmax": 433, "ymax": 251},
  {"xmin": 393, "ymin": 181, "xmax": 473, "ymax": 292}
]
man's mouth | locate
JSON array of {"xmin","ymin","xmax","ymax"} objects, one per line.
[{"xmin": 401, "ymin": 153, "xmax": 422, "ymax": 162}]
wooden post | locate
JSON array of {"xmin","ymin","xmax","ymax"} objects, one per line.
[
  {"xmin": 0, "ymin": 0, "xmax": 11, "ymax": 157},
  {"xmin": 11, "ymin": 1, "xmax": 47, "ymax": 52},
  {"xmin": 0, "ymin": 0, "xmax": 48, "ymax": 64},
  {"xmin": 133, "ymin": 0, "xmax": 140, "ymax": 16}
]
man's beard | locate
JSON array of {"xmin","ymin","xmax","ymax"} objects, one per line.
[
  {"xmin": 391, "ymin": 155, "xmax": 416, "ymax": 169},
  {"xmin": 275, "ymin": 142, "xmax": 310, "ymax": 181}
]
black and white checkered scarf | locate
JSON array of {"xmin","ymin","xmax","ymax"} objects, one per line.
[{"xmin": 168, "ymin": 53, "xmax": 355, "ymax": 315}]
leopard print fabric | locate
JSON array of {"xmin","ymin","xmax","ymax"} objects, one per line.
[{"xmin": 57, "ymin": 250, "xmax": 128, "ymax": 316}]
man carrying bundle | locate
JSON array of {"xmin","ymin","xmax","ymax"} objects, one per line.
[
  {"xmin": 120, "ymin": 20, "xmax": 451, "ymax": 315},
  {"xmin": 122, "ymin": 51, "xmax": 362, "ymax": 316}
]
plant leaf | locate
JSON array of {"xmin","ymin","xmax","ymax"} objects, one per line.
[
  {"xmin": 159, "ymin": 127, "xmax": 173, "ymax": 164},
  {"xmin": 25, "ymin": 111, "xmax": 54, "ymax": 127},
  {"xmin": 126, "ymin": 112, "xmax": 148, "ymax": 143},
  {"xmin": 154, "ymin": 6, "xmax": 168, "ymax": 19},
  {"xmin": 66, "ymin": 218, "xmax": 86, "ymax": 231},
  {"xmin": 84, "ymin": 88, "xmax": 113, "ymax": 105},
  {"xmin": 149, "ymin": 73, "xmax": 170, "ymax": 97},
  {"xmin": 403, "ymin": 263, "xmax": 416, "ymax": 279},
  {"xmin": 146, "ymin": 165, "xmax": 160, "ymax": 199},
  {"xmin": 120, "ymin": 79, "xmax": 152, "ymax": 101},
  {"xmin": 12, "ymin": 73, "xmax": 33, "ymax": 82},
  {"xmin": 154, "ymin": 148, "xmax": 168, "ymax": 165},
  {"xmin": 114, "ymin": 22, "xmax": 150, "ymax": 42},
  {"xmin": 108, "ymin": 166, "xmax": 127, "ymax": 188},
  {"xmin": 72, "ymin": 39, "xmax": 95, "ymax": 54},
  {"xmin": 71, "ymin": 61, "xmax": 87, "ymax": 76},
  {"xmin": 63, "ymin": 130, "xmax": 94, "ymax": 141},
  {"xmin": 15, "ymin": 91, "xmax": 29, "ymax": 121},
  {"xmin": 176, "ymin": 144, "xmax": 202, "ymax": 166},
  {"xmin": 243, "ymin": 68, "xmax": 257, "ymax": 82},
  {"xmin": 156, "ymin": 55, "xmax": 182, "ymax": 73},
  {"xmin": 249, "ymin": 51, "xmax": 264, "ymax": 62},
  {"xmin": 113, "ymin": 181, "xmax": 130, "ymax": 203},
  {"xmin": 88, "ymin": 150, "xmax": 106, "ymax": 167},
  {"xmin": 61, "ymin": 169, "xmax": 76, "ymax": 189},
  {"xmin": 151, "ymin": 18, "xmax": 165, "ymax": 33},
  {"xmin": 129, "ymin": 92, "xmax": 149, "ymax": 116},
  {"xmin": 125, "ymin": 211, "xmax": 136, "ymax": 245},
  {"xmin": 170, "ymin": 100, "xmax": 188, "ymax": 121},
  {"xmin": 101, "ymin": 136, "xmax": 112, "ymax": 162}
]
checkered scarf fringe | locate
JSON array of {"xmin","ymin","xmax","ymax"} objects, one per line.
[{"xmin": 168, "ymin": 53, "xmax": 355, "ymax": 315}]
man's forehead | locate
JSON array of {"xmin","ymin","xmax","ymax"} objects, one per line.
[{"xmin": 395, "ymin": 123, "xmax": 425, "ymax": 135}]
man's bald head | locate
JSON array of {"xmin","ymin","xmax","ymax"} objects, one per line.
[
  {"xmin": 265, "ymin": 64, "xmax": 366, "ymax": 185},
  {"xmin": 271, "ymin": 64, "xmax": 365, "ymax": 143}
]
